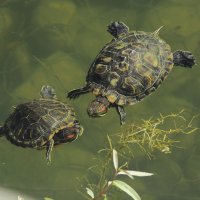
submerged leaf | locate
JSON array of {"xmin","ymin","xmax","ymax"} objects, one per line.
[
  {"xmin": 107, "ymin": 135, "xmax": 113, "ymax": 150},
  {"xmin": 111, "ymin": 180, "xmax": 141, "ymax": 200},
  {"xmin": 44, "ymin": 198, "xmax": 54, "ymax": 200},
  {"xmin": 86, "ymin": 187, "xmax": 95, "ymax": 198},
  {"xmin": 108, "ymin": 181, "xmax": 113, "ymax": 187},
  {"xmin": 113, "ymin": 149, "xmax": 118, "ymax": 170},
  {"xmin": 118, "ymin": 170, "xmax": 154, "ymax": 177},
  {"xmin": 104, "ymin": 195, "xmax": 108, "ymax": 200}
]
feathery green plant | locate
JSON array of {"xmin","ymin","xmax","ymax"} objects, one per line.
[
  {"xmin": 117, "ymin": 109, "xmax": 197, "ymax": 158},
  {"xmin": 80, "ymin": 110, "xmax": 197, "ymax": 200},
  {"xmin": 43, "ymin": 110, "xmax": 197, "ymax": 200}
]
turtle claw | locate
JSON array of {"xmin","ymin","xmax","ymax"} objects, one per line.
[
  {"xmin": 46, "ymin": 154, "xmax": 51, "ymax": 165},
  {"xmin": 116, "ymin": 106, "xmax": 126, "ymax": 126},
  {"xmin": 120, "ymin": 119, "xmax": 126, "ymax": 126}
]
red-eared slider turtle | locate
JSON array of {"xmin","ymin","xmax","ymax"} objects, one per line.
[
  {"xmin": 68, "ymin": 21, "xmax": 196, "ymax": 125},
  {"xmin": 0, "ymin": 85, "xmax": 83, "ymax": 163}
]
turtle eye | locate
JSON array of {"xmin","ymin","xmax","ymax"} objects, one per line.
[{"xmin": 74, "ymin": 120, "xmax": 79, "ymax": 124}]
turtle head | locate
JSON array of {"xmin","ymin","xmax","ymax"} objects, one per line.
[
  {"xmin": 87, "ymin": 96, "xmax": 110, "ymax": 117},
  {"xmin": 54, "ymin": 120, "xmax": 83, "ymax": 143},
  {"xmin": 107, "ymin": 21, "xmax": 129, "ymax": 38}
]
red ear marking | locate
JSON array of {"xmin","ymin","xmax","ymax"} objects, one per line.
[
  {"xmin": 66, "ymin": 134, "xmax": 75, "ymax": 139},
  {"xmin": 99, "ymin": 105, "xmax": 106, "ymax": 112}
]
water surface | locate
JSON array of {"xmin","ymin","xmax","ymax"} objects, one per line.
[{"xmin": 0, "ymin": 0, "xmax": 200, "ymax": 199}]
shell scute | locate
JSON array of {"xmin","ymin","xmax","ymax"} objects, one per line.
[
  {"xmin": 95, "ymin": 64, "xmax": 108, "ymax": 74},
  {"xmin": 108, "ymin": 72, "xmax": 121, "ymax": 87}
]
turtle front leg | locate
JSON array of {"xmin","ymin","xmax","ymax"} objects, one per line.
[
  {"xmin": 46, "ymin": 139, "xmax": 54, "ymax": 165},
  {"xmin": 116, "ymin": 105, "xmax": 126, "ymax": 125},
  {"xmin": 67, "ymin": 85, "xmax": 91, "ymax": 99},
  {"xmin": 173, "ymin": 50, "xmax": 196, "ymax": 68}
]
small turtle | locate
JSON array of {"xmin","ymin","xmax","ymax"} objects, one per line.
[
  {"xmin": 68, "ymin": 21, "xmax": 196, "ymax": 125},
  {"xmin": 0, "ymin": 85, "xmax": 83, "ymax": 163}
]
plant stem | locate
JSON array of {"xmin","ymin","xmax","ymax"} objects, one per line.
[{"xmin": 93, "ymin": 171, "xmax": 118, "ymax": 200}]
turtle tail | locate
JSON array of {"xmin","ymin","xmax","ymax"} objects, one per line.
[{"xmin": 0, "ymin": 126, "xmax": 4, "ymax": 137}]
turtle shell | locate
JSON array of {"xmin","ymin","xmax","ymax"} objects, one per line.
[
  {"xmin": 87, "ymin": 31, "xmax": 173, "ymax": 106},
  {"xmin": 3, "ymin": 99, "xmax": 80, "ymax": 148}
]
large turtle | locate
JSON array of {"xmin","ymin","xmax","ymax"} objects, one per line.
[
  {"xmin": 68, "ymin": 21, "xmax": 196, "ymax": 125},
  {"xmin": 0, "ymin": 85, "xmax": 83, "ymax": 163}
]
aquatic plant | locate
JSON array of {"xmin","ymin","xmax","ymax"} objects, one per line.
[
  {"xmin": 42, "ymin": 110, "xmax": 197, "ymax": 200},
  {"xmin": 85, "ymin": 149, "xmax": 153, "ymax": 200},
  {"xmin": 43, "ymin": 198, "xmax": 54, "ymax": 200},
  {"xmin": 117, "ymin": 109, "xmax": 198, "ymax": 158},
  {"xmin": 78, "ymin": 110, "xmax": 197, "ymax": 200}
]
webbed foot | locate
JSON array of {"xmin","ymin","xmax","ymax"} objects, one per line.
[
  {"xmin": 46, "ymin": 139, "xmax": 54, "ymax": 165},
  {"xmin": 40, "ymin": 85, "xmax": 57, "ymax": 99},
  {"xmin": 173, "ymin": 50, "xmax": 196, "ymax": 68},
  {"xmin": 107, "ymin": 21, "xmax": 129, "ymax": 38}
]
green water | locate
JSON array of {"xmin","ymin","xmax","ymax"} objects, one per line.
[{"xmin": 0, "ymin": 0, "xmax": 199, "ymax": 199}]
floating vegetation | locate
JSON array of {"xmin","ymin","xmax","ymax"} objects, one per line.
[
  {"xmin": 77, "ymin": 110, "xmax": 198, "ymax": 200},
  {"xmin": 117, "ymin": 109, "xmax": 198, "ymax": 158}
]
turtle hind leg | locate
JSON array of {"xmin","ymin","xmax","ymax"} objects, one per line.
[
  {"xmin": 173, "ymin": 50, "xmax": 196, "ymax": 68},
  {"xmin": 46, "ymin": 139, "xmax": 54, "ymax": 165},
  {"xmin": 67, "ymin": 85, "xmax": 90, "ymax": 99},
  {"xmin": 107, "ymin": 21, "xmax": 129, "ymax": 38},
  {"xmin": 40, "ymin": 85, "xmax": 57, "ymax": 99}
]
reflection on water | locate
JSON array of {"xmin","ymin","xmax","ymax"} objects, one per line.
[
  {"xmin": 0, "ymin": 0, "xmax": 199, "ymax": 199},
  {"xmin": 0, "ymin": 187, "xmax": 35, "ymax": 200}
]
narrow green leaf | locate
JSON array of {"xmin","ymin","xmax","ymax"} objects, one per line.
[
  {"xmin": 118, "ymin": 170, "xmax": 154, "ymax": 177},
  {"xmin": 113, "ymin": 149, "xmax": 118, "ymax": 170},
  {"xmin": 107, "ymin": 135, "xmax": 113, "ymax": 150},
  {"xmin": 104, "ymin": 195, "xmax": 108, "ymax": 200},
  {"xmin": 111, "ymin": 180, "xmax": 141, "ymax": 200},
  {"xmin": 108, "ymin": 181, "xmax": 113, "ymax": 187},
  {"xmin": 86, "ymin": 187, "xmax": 95, "ymax": 198},
  {"xmin": 44, "ymin": 198, "xmax": 54, "ymax": 200},
  {"xmin": 117, "ymin": 170, "xmax": 134, "ymax": 179}
]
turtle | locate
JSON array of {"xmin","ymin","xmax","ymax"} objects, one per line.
[
  {"xmin": 67, "ymin": 21, "xmax": 196, "ymax": 125},
  {"xmin": 0, "ymin": 85, "xmax": 83, "ymax": 163}
]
